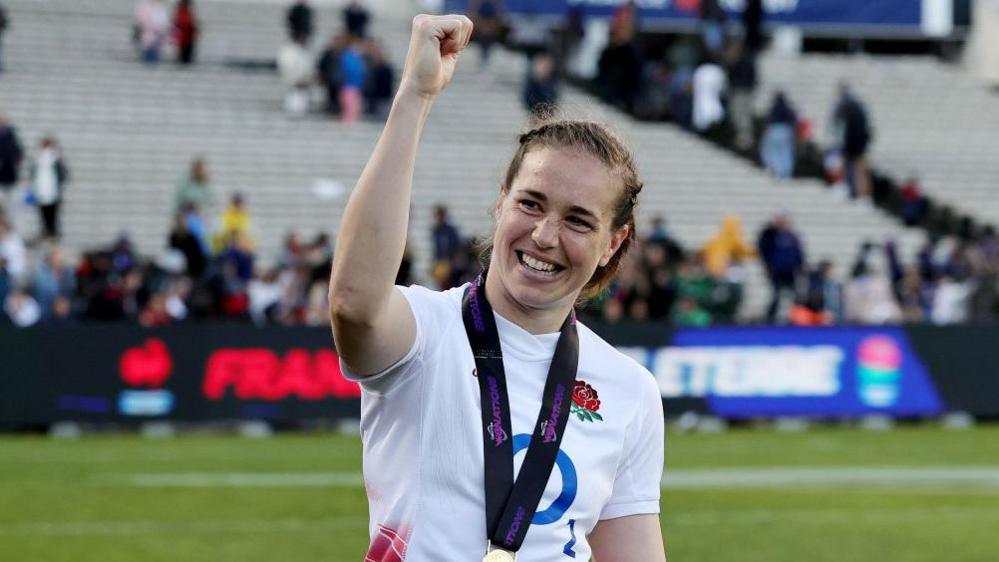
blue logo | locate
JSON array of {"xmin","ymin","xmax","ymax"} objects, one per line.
[{"xmin": 512, "ymin": 433, "xmax": 577, "ymax": 525}]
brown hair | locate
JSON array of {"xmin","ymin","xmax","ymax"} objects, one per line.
[{"xmin": 479, "ymin": 119, "xmax": 644, "ymax": 301}]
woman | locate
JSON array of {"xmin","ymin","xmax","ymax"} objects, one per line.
[
  {"xmin": 172, "ymin": 0, "xmax": 199, "ymax": 65},
  {"xmin": 29, "ymin": 137, "xmax": 69, "ymax": 240},
  {"xmin": 760, "ymin": 91, "xmax": 798, "ymax": 179},
  {"xmin": 329, "ymin": 15, "xmax": 666, "ymax": 561}
]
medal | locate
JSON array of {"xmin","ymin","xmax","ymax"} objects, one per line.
[{"xmin": 483, "ymin": 544, "xmax": 517, "ymax": 562}]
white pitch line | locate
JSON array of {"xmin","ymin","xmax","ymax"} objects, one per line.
[
  {"xmin": 0, "ymin": 516, "xmax": 369, "ymax": 536},
  {"xmin": 663, "ymin": 467, "xmax": 999, "ymax": 489},
  {"xmin": 107, "ymin": 472, "xmax": 365, "ymax": 488},
  {"xmin": 667, "ymin": 507, "xmax": 999, "ymax": 526},
  {"xmin": 95, "ymin": 466, "xmax": 999, "ymax": 489}
]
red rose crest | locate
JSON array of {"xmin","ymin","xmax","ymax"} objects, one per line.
[{"xmin": 571, "ymin": 380, "xmax": 603, "ymax": 422}]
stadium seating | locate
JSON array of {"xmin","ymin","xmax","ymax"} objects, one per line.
[
  {"xmin": 0, "ymin": 0, "xmax": 924, "ymax": 318},
  {"xmin": 757, "ymin": 51, "xmax": 999, "ymax": 230}
]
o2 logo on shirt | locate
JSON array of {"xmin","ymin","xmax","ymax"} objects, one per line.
[
  {"xmin": 512, "ymin": 434, "xmax": 577, "ymax": 524},
  {"xmin": 513, "ymin": 434, "xmax": 579, "ymax": 557}
]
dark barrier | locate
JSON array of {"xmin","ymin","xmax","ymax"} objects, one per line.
[
  {"xmin": 1, "ymin": 323, "xmax": 997, "ymax": 428},
  {"xmin": 0, "ymin": 325, "xmax": 360, "ymax": 430}
]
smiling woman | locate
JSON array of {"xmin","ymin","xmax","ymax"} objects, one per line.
[{"xmin": 327, "ymin": 13, "xmax": 665, "ymax": 562}]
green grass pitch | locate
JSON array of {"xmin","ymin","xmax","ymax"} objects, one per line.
[{"xmin": 2, "ymin": 425, "xmax": 998, "ymax": 561}]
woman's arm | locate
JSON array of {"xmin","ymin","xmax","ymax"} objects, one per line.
[
  {"xmin": 589, "ymin": 514, "xmax": 667, "ymax": 562},
  {"xmin": 329, "ymin": 14, "xmax": 473, "ymax": 375}
]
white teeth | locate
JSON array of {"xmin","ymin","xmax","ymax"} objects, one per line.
[{"xmin": 521, "ymin": 253, "xmax": 557, "ymax": 273}]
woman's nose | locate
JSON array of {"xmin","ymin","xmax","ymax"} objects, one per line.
[{"xmin": 531, "ymin": 217, "xmax": 559, "ymax": 248}]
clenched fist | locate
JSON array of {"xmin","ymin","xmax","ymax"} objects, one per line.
[{"xmin": 399, "ymin": 14, "xmax": 474, "ymax": 100}]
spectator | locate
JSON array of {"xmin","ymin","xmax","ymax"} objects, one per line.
[
  {"xmin": 33, "ymin": 246, "xmax": 76, "ymax": 322},
  {"xmin": 174, "ymin": 158, "xmax": 212, "ymax": 215},
  {"xmin": 469, "ymin": 0, "xmax": 505, "ymax": 69},
  {"xmin": 135, "ymin": 0, "xmax": 170, "ymax": 64},
  {"xmin": 28, "ymin": 136, "xmax": 69, "ymax": 241},
  {"xmin": 508, "ymin": 4, "xmax": 549, "ymax": 61},
  {"xmin": 691, "ymin": 56, "xmax": 727, "ymax": 132},
  {"xmin": 931, "ymin": 273, "xmax": 974, "ymax": 325},
  {"xmin": 172, "ymin": 0, "xmax": 199, "ymax": 65},
  {"xmin": 831, "ymin": 82, "xmax": 872, "ymax": 198},
  {"xmin": 844, "ymin": 243, "xmax": 902, "ymax": 324},
  {"xmin": 216, "ymin": 191, "xmax": 252, "ymax": 251},
  {"xmin": 725, "ymin": 40, "xmax": 757, "ymax": 150},
  {"xmin": 699, "ymin": 0, "xmax": 727, "ymax": 56},
  {"xmin": 363, "ymin": 39, "xmax": 394, "ymax": 120},
  {"xmin": 431, "ymin": 204, "xmax": 462, "ymax": 289},
  {"xmin": 597, "ymin": 25, "xmax": 642, "ymax": 112},
  {"xmin": 898, "ymin": 176, "xmax": 929, "ymax": 226},
  {"xmin": 286, "ymin": 0, "xmax": 313, "ymax": 45},
  {"xmin": 760, "ymin": 91, "xmax": 798, "ymax": 179},
  {"xmin": 278, "ymin": 32, "xmax": 314, "ymax": 117},
  {"xmin": 703, "ymin": 215, "xmax": 755, "ymax": 277},
  {"xmin": 168, "ymin": 212, "xmax": 206, "ymax": 277},
  {"xmin": 0, "ymin": 255, "xmax": 8, "ymax": 315},
  {"xmin": 0, "ymin": 114, "xmax": 23, "ymax": 208},
  {"xmin": 668, "ymin": 39, "xmax": 698, "ymax": 131},
  {"xmin": 343, "ymin": 0, "xmax": 370, "ymax": 39},
  {"xmin": 317, "ymin": 33, "xmax": 349, "ymax": 115},
  {"xmin": 3, "ymin": 287, "xmax": 40, "ymax": 327},
  {"xmin": 523, "ymin": 53, "xmax": 559, "ymax": 123},
  {"xmin": 897, "ymin": 266, "xmax": 928, "ymax": 323},
  {"xmin": 0, "ymin": 2, "xmax": 8, "ymax": 73},
  {"xmin": 610, "ymin": 1, "xmax": 639, "ymax": 45},
  {"xmin": 339, "ymin": 38, "xmax": 368, "ymax": 123},
  {"xmin": 0, "ymin": 213, "xmax": 27, "ymax": 284},
  {"xmin": 790, "ymin": 260, "xmax": 842, "ymax": 326},
  {"xmin": 247, "ymin": 267, "xmax": 283, "ymax": 325},
  {"xmin": 742, "ymin": 0, "xmax": 764, "ymax": 53},
  {"xmin": 757, "ymin": 212, "xmax": 805, "ymax": 322}
]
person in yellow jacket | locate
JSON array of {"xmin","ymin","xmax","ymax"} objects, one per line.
[
  {"xmin": 213, "ymin": 192, "xmax": 253, "ymax": 253},
  {"xmin": 703, "ymin": 215, "xmax": 756, "ymax": 276}
]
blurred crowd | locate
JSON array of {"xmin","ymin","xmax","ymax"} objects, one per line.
[
  {"xmin": 2, "ymin": 2, "xmax": 997, "ymax": 328},
  {"xmin": 129, "ymin": 0, "xmax": 395, "ymax": 122},
  {"xmin": 0, "ymin": 155, "xmax": 343, "ymax": 328},
  {"xmin": 277, "ymin": 0, "xmax": 395, "ymax": 121}
]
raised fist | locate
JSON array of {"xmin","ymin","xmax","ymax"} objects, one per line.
[{"xmin": 399, "ymin": 14, "xmax": 474, "ymax": 99}]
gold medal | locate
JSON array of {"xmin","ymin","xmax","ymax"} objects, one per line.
[{"xmin": 483, "ymin": 545, "xmax": 516, "ymax": 562}]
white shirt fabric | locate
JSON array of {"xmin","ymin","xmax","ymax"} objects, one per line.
[
  {"xmin": 692, "ymin": 63, "xmax": 727, "ymax": 131},
  {"xmin": 33, "ymin": 148, "xmax": 60, "ymax": 206},
  {"xmin": 342, "ymin": 283, "xmax": 664, "ymax": 562}
]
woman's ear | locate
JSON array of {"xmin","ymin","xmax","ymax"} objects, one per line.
[{"xmin": 599, "ymin": 224, "xmax": 631, "ymax": 267}]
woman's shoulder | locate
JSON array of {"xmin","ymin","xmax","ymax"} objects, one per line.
[{"xmin": 397, "ymin": 282, "xmax": 468, "ymax": 324}]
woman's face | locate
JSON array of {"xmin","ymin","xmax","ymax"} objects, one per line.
[{"xmin": 489, "ymin": 146, "xmax": 630, "ymax": 315}]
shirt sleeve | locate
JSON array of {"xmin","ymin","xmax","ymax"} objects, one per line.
[
  {"xmin": 599, "ymin": 370, "xmax": 665, "ymax": 520},
  {"xmin": 339, "ymin": 284, "xmax": 456, "ymax": 396}
]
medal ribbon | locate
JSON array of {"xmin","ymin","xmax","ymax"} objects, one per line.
[{"xmin": 462, "ymin": 272, "xmax": 579, "ymax": 553}]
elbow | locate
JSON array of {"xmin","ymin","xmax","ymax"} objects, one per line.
[{"xmin": 328, "ymin": 283, "xmax": 378, "ymax": 329}]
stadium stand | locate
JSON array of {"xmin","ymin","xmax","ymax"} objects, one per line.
[
  {"xmin": 0, "ymin": 0, "xmax": 924, "ymax": 319},
  {"xmin": 757, "ymin": 52, "xmax": 999, "ymax": 230}
]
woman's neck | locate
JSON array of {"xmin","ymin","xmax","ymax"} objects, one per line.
[{"xmin": 482, "ymin": 269, "xmax": 573, "ymax": 336}]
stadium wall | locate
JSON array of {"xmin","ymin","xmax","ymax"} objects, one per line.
[{"xmin": 1, "ymin": 323, "xmax": 997, "ymax": 429}]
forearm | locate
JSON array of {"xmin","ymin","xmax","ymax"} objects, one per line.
[{"xmin": 329, "ymin": 89, "xmax": 433, "ymax": 323}]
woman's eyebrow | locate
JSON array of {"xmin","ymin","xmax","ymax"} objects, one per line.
[{"xmin": 521, "ymin": 189, "xmax": 600, "ymax": 221}]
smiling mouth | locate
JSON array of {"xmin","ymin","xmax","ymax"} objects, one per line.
[{"xmin": 516, "ymin": 251, "xmax": 565, "ymax": 276}]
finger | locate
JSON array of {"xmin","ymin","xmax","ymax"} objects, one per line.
[
  {"xmin": 436, "ymin": 16, "xmax": 466, "ymax": 55},
  {"xmin": 460, "ymin": 16, "xmax": 475, "ymax": 50}
]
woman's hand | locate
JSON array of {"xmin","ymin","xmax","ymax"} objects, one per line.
[{"xmin": 398, "ymin": 14, "xmax": 474, "ymax": 100}]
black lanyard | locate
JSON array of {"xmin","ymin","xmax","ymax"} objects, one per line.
[{"xmin": 462, "ymin": 273, "xmax": 579, "ymax": 552}]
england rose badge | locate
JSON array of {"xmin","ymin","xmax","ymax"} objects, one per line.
[{"xmin": 571, "ymin": 380, "xmax": 603, "ymax": 422}]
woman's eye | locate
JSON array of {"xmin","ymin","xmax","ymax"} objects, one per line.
[
  {"xmin": 567, "ymin": 216, "xmax": 592, "ymax": 230},
  {"xmin": 519, "ymin": 200, "xmax": 540, "ymax": 211}
]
